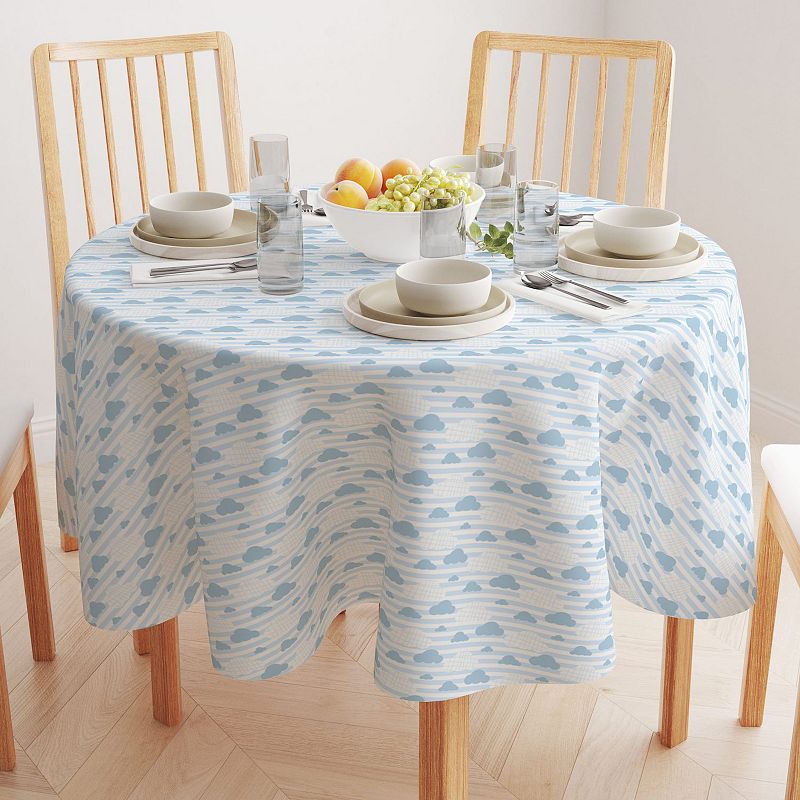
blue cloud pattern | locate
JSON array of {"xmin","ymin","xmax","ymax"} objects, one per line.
[{"xmin": 54, "ymin": 194, "xmax": 755, "ymax": 702}]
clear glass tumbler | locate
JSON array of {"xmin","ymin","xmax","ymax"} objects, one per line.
[
  {"xmin": 476, "ymin": 143, "xmax": 517, "ymax": 223},
  {"xmin": 513, "ymin": 180, "xmax": 559, "ymax": 274},
  {"xmin": 420, "ymin": 199, "xmax": 466, "ymax": 258},
  {"xmin": 257, "ymin": 192, "xmax": 303, "ymax": 294},
  {"xmin": 249, "ymin": 134, "xmax": 290, "ymax": 211}
]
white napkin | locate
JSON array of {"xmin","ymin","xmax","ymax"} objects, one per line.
[
  {"xmin": 497, "ymin": 277, "xmax": 648, "ymax": 323},
  {"xmin": 130, "ymin": 259, "xmax": 257, "ymax": 287}
]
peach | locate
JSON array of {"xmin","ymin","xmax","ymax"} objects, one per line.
[
  {"xmin": 334, "ymin": 158, "xmax": 383, "ymax": 198},
  {"xmin": 325, "ymin": 180, "xmax": 369, "ymax": 209},
  {"xmin": 381, "ymin": 158, "xmax": 421, "ymax": 190}
]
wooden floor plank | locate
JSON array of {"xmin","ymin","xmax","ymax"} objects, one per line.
[
  {"xmin": 470, "ymin": 683, "xmax": 536, "ymax": 779},
  {"xmin": 562, "ymin": 694, "xmax": 652, "ymax": 800},
  {"xmin": 708, "ymin": 777, "xmax": 750, "ymax": 799},
  {"xmin": 0, "ymin": 743, "xmax": 57, "ymax": 799},
  {"xmin": 325, "ymin": 604, "xmax": 378, "ymax": 663},
  {"xmin": 634, "ymin": 732, "xmax": 711, "ymax": 799},
  {"xmin": 717, "ymin": 776, "xmax": 786, "ymax": 800},
  {"xmin": 127, "ymin": 706, "xmax": 235, "ymax": 800},
  {"xmin": 26, "ymin": 632, "xmax": 151, "ymax": 791},
  {"xmin": 198, "ymin": 747, "xmax": 288, "ymax": 800},
  {"xmin": 677, "ymin": 736, "xmax": 790, "ymax": 784},
  {"xmin": 59, "ymin": 688, "xmax": 197, "ymax": 800},
  {"xmin": 498, "ymin": 684, "xmax": 598, "ymax": 800}
]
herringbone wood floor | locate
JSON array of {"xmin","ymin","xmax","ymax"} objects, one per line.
[{"xmin": 0, "ymin": 434, "xmax": 794, "ymax": 800}]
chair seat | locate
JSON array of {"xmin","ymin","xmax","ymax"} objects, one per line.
[
  {"xmin": 0, "ymin": 398, "xmax": 33, "ymax": 474},
  {"xmin": 762, "ymin": 444, "xmax": 800, "ymax": 540}
]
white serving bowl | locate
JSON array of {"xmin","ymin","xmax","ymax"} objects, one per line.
[
  {"xmin": 319, "ymin": 182, "xmax": 485, "ymax": 263},
  {"xmin": 593, "ymin": 206, "xmax": 681, "ymax": 258},
  {"xmin": 149, "ymin": 191, "xmax": 234, "ymax": 239},
  {"xmin": 395, "ymin": 258, "xmax": 491, "ymax": 316},
  {"xmin": 429, "ymin": 154, "xmax": 477, "ymax": 180}
]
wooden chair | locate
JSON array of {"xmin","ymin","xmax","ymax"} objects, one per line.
[
  {"xmin": 32, "ymin": 31, "xmax": 247, "ymax": 727},
  {"xmin": 463, "ymin": 31, "xmax": 675, "ymax": 208},
  {"xmin": 0, "ymin": 399, "xmax": 56, "ymax": 770},
  {"xmin": 740, "ymin": 446, "xmax": 800, "ymax": 799}
]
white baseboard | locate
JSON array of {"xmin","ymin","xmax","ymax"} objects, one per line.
[
  {"xmin": 751, "ymin": 389, "xmax": 800, "ymax": 444},
  {"xmin": 31, "ymin": 415, "xmax": 56, "ymax": 464}
]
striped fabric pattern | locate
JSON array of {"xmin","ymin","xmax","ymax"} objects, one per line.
[{"xmin": 56, "ymin": 194, "xmax": 754, "ymax": 701}]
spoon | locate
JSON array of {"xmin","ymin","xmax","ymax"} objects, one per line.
[
  {"xmin": 149, "ymin": 257, "xmax": 257, "ymax": 278},
  {"xmin": 559, "ymin": 212, "xmax": 593, "ymax": 226},
  {"xmin": 521, "ymin": 272, "xmax": 609, "ymax": 309}
]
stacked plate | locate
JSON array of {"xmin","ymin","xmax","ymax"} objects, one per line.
[
  {"xmin": 343, "ymin": 280, "xmax": 514, "ymax": 340},
  {"xmin": 129, "ymin": 210, "xmax": 257, "ymax": 260},
  {"xmin": 559, "ymin": 228, "xmax": 706, "ymax": 281}
]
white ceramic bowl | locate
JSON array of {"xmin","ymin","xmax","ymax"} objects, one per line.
[
  {"xmin": 593, "ymin": 206, "xmax": 681, "ymax": 258},
  {"xmin": 319, "ymin": 182, "xmax": 485, "ymax": 263},
  {"xmin": 149, "ymin": 191, "xmax": 234, "ymax": 239},
  {"xmin": 429, "ymin": 154, "xmax": 477, "ymax": 180},
  {"xmin": 395, "ymin": 258, "xmax": 491, "ymax": 316}
]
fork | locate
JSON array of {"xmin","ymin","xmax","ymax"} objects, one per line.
[
  {"xmin": 299, "ymin": 189, "xmax": 313, "ymax": 213},
  {"xmin": 540, "ymin": 270, "xmax": 629, "ymax": 305}
]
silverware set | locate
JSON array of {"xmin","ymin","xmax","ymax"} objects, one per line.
[
  {"xmin": 520, "ymin": 269, "xmax": 628, "ymax": 310},
  {"xmin": 149, "ymin": 257, "xmax": 257, "ymax": 278},
  {"xmin": 299, "ymin": 189, "xmax": 326, "ymax": 216}
]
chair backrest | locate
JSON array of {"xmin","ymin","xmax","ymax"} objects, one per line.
[
  {"xmin": 463, "ymin": 32, "xmax": 675, "ymax": 208},
  {"xmin": 32, "ymin": 31, "xmax": 247, "ymax": 319}
]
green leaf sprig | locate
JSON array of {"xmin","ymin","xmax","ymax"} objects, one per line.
[{"xmin": 467, "ymin": 220, "xmax": 514, "ymax": 259}]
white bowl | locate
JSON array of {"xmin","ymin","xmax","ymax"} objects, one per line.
[
  {"xmin": 149, "ymin": 191, "xmax": 234, "ymax": 239},
  {"xmin": 395, "ymin": 258, "xmax": 491, "ymax": 316},
  {"xmin": 593, "ymin": 206, "xmax": 681, "ymax": 258},
  {"xmin": 319, "ymin": 182, "xmax": 485, "ymax": 263},
  {"xmin": 429, "ymin": 154, "xmax": 477, "ymax": 180}
]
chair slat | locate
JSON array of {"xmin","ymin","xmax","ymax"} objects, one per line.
[
  {"xmin": 560, "ymin": 55, "xmax": 581, "ymax": 192},
  {"xmin": 155, "ymin": 54, "xmax": 178, "ymax": 192},
  {"xmin": 125, "ymin": 58, "xmax": 149, "ymax": 212},
  {"xmin": 185, "ymin": 52, "xmax": 207, "ymax": 191},
  {"xmin": 97, "ymin": 59, "xmax": 122, "ymax": 223},
  {"xmin": 68, "ymin": 60, "xmax": 95, "ymax": 238},
  {"xmin": 616, "ymin": 58, "xmax": 638, "ymax": 203},
  {"xmin": 588, "ymin": 56, "xmax": 608, "ymax": 198},
  {"xmin": 504, "ymin": 50, "xmax": 521, "ymax": 147},
  {"xmin": 531, "ymin": 52, "xmax": 550, "ymax": 180}
]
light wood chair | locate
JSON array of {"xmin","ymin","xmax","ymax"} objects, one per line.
[
  {"xmin": 32, "ymin": 31, "xmax": 247, "ymax": 727},
  {"xmin": 446, "ymin": 31, "xmax": 687, "ymax": 778},
  {"xmin": 463, "ymin": 31, "xmax": 675, "ymax": 208},
  {"xmin": 740, "ymin": 445, "xmax": 800, "ymax": 799},
  {"xmin": 0, "ymin": 399, "xmax": 56, "ymax": 770}
]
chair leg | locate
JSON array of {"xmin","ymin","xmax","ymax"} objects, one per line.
[
  {"xmin": 419, "ymin": 696, "xmax": 469, "ymax": 800},
  {"xmin": 60, "ymin": 531, "xmax": 79, "ymax": 552},
  {"xmin": 787, "ymin": 685, "xmax": 800, "ymax": 800},
  {"xmin": 133, "ymin": 629, "xmax": 151, "ymax": 655},
  {"xmin": 0, "ymin": 633, "xmax": 15, "ymax": 771},
  {"xmin": 659, "ymin": 616, "xmax": 694, "ymax": 747},
  {"xmin": 740, "ymin": 490, "xmax": 783, "ymax": 727},
  {"xmin": 13, "ymin": 427, "xmax": 55, "ymax": 662},
  {"xmin": 150, "ymin": 618, "xmax": 182, "ymax": 726}
]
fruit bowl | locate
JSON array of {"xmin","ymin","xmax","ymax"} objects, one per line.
[{"xmin": 318, "ymin": 181, "xmax": 485, "ymax": 263}]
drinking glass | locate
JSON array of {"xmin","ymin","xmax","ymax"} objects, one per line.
[
  {"xmin": 513, "ymin": 180, "xmax": 559, "ymax": 274},
  {"xmin": 420, "ymin": 199, "xmax": 466, "ymax": 258},
  {"xmin": 476, "ymin": 143, "xmax": 517, "ymax": 223},
  {"xmin": 249, "ymin": 134, "xmax": 290, "ymax": 211},
  {"xmin": 256, "ymin": 191, "xmax": 303, "ymax": 294}
]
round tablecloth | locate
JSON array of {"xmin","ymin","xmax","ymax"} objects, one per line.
[{"xmin": 56, "ymin": 194, "xmax": 755, "ymax": 701}]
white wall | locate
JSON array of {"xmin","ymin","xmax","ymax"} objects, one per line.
[
  {"xmin": 0, "ymin": 0, "xmax": 606, "ymax": 460},
  {"xmin": 604, "ymin": 0, "xmax": 800, "ymax": 441}
]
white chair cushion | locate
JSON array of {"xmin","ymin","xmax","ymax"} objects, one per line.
[
  {"xmin": 762, "ymin": 444, "xmax": 800, "ymax": 540},
  {"xmin": 0, "ymin": 398, "xmax": 33, "ymax": 474}
]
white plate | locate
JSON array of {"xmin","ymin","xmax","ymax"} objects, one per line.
[
  {"xmin": 563, "ymin": 228, "xmax": 700, "ymax": 267},
  {"xmin": 557, "ymin": 243, "xmax": 707, "ymax": 282},
  {"xmin": 359, "ymin": 280, "xmax": 507, "ymax": 326},
  {"xmin": 134, "ymin": 209, "xmax": 256, "ymax": 247},
  {"xmin": 344, "ymin": 287, "xmax": 515, "ymax": 340},
  {"xmin": 129, "ymin": 227, "xmax": 256, "ymax": 260}
]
